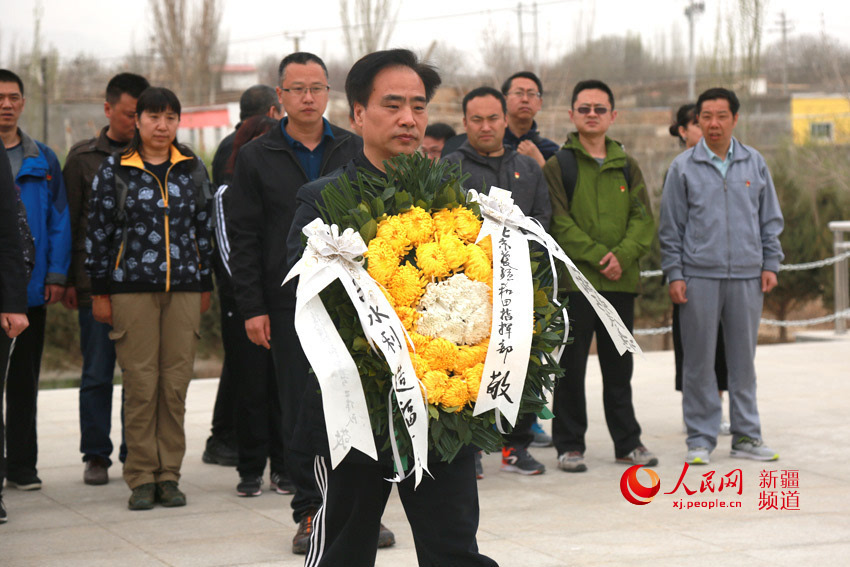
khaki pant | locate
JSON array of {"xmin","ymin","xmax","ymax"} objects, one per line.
[{"xmin": 110, "ymin": 292, "xmax": 201, "ymax": 489}]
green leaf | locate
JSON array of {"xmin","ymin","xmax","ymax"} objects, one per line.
[{"xmin": 359, "ymin": 219, "xmax": 377, "ymax": 242}]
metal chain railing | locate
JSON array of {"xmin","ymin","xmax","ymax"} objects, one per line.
[
  {"xmin": 638, "ymin": 251, "xmax": 850, "ymax": 279},
  {"xmin": 633, "ymin": 250, "xmax": 850, "ymax": 336}
]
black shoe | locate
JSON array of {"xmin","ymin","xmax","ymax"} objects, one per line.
[
  {"xmin": 0, "ymin": 494, "xmax": 7, "ymax": 523},
  {"xmin": 292, "ymin": 508, "xmax": 318, "ymax": 555},
  {"xmin": 237, "ymin": 476, "xmax": 263, "ymax": 497},
  {"xmin": 500, "ymin": 446, "xmax": 545, "ymax": 475},
  {"xmin": 155, "ymin": 481, "xmax": 187, "ymax": 507},
  {"xmin": 84, "ymin": 456, "xmax": 110, "ymax": 485},
  {"xmin": 378, "ymin": 523, "xmax": 395, "ymax": 548},
  {"xmin": 270, "ymin": 471, "xmax": 294, "ymax": 495},
  {"xmin": 202, "ymin": 435, "xmax": 238, "ymax": 467},
  {"xmin": 128, "ymin": 483, "xmax": 156, "ymax": 510},
  {"xmin": 6, "ymin": 473, "xmax": 42, "ymax": 491}
]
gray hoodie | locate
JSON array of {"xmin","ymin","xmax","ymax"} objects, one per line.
[
  {"xmin": 443, "ymin": 140, "xmax": 551, "ymax": 230},
  {"xmin": 659, "ymin": 137, "xmax": 784, "ymax": 281}
]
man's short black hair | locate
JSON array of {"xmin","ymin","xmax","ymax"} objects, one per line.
[
  {"xmin": 239, "ymin": 84, "xmax": 281, "ymax": 121},
  {"xmin": 501, "ymin": 71, "xmax": 543, "ymax": 97},
  {"xmin": 0, "ymin": 69, "xmax": 24, "ymax": 96},
  {"xmin": 424, "ymin": 122, "xmax": 456, "ymax": 141},
  {"xmin": 462, "ymin": 86, "xmax": 506, "ymax": 116},
  {"xmin": 696, "ymin": 87, "xmax": 740, "ymax": 116},
  {"xmin": 345, "ymin": 49, "xmax": 441, "ymax": 114},
  {"xmin": 105, "ymin": 73, "xmax": 150, "ymax": 104},
  {"xmin": 278, "ymin": 52, "xmax": 329, "ymax": 83},
  {"xmin": 571, "ymin": 79, "xmax": 615, "ymax": 110}
]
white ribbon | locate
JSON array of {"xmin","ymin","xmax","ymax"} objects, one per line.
[
  {"xmin": 284, "ymin": 219, "xmax": 430, "ymax": 486},
  {"xmin": 468, "ymin": 187, "xmax": 642, "ymax": 425},
  {"xmin": 471, "ymin": 189, "xmax": 534, "ymax": 428}
]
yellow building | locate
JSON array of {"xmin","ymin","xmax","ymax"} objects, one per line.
[{"xmin": 791, "ymin": 93, "xmax": 850, "ymax": 145}]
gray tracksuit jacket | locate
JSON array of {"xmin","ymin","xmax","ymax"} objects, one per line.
[{"xmin": 659, "ymin": 137, "xmax": 784, "ymax": 281}]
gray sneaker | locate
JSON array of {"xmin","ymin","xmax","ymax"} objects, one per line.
[
  {"xmin": 686, "ymin": 447, "xmax": 711, "ymax": 465},
  {"xmin": 616, "ymin": 446, "xmax": 658, "ymax": 467},
  {"xmin": 730, "ymin": 436, "xmax": 779, "ymax": 461},
  {"xmin": 557, "ymin": 451, "xmax": 587, "ymax": 473}
]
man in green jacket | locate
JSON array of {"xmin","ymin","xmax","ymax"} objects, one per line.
[{"xmin": 544, "ymin": 79, "xmax": 656, "ymax": 473}]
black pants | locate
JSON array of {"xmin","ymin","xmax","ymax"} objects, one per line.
[
  {"xmin": 306, "ymin": 453, "xmax": 498, "ymax": 567},
  {"xmin": 552, "ymin": 292, "xmax": 643, "ymax": 458},
  {"xmin": 209, "ymin": 287, "xmax": 238, "ymax": 443},
  {"xmin": 269, "ymin": 308, "xmax": 321, "ymax": 523},
  {"xmin": 5, "ymin": 305, "xmax": 46, "ymax": 480},
  {"xmin": 1, "ymin": 331, "xmax": 13, "ymax": 488},
  {"xmin": 503, "ymin": 413, "xmax": 534, "ymax": 449},
  {"xmin": 218, "ymin": 290, "xmax": 285, "ymax": 476},
  {"xmin": 672, "ymin": 304, "xmax": 728, "ymax": 392}
]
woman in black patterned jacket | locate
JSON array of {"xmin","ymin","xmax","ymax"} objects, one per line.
[{"xmin": 85, "ymin": 87, "xmax": 214, "ymax": 511}]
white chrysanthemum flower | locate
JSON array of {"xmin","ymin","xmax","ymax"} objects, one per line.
[{"xmin": 415, "ymin": 273, "xmax": 491, "ymax": 346}]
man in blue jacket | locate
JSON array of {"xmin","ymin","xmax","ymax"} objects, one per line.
[
  {"xmin": 0, "ymin": 69, "xmax": 71, "ymax": 491},
  {"xmin": 659, "ymin": 87, "xmax": 784, "ymax": 466}
]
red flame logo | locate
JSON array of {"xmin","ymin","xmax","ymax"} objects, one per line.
[{"xmin": 620, "ymin": 465, "xmax": 661, "ymax": 505}]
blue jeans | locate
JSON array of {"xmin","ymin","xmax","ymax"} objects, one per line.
[{"xmin": 78, "ymin": 306, "xmax": 124, "ymax": 465}]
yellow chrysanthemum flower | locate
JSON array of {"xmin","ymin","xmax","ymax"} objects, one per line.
[
  {"xmin": 376, "ymin": 216, "xmax": 411, "ymax": 256},
  {"xmin": 420, "ymin": 369, "xmax": 449, "ymax": 405},
  {"xmin": 407, "ymin": 331, "xmax": 431, "ymax": 354},
  {"xmin": 453, "ymin": 207, "xmax": 482, "ymax": 243},
  {"xmin": 432, "ymin": 209, "xmax": 456, "ymax": 238},
  {"xmin": 476, "ymin": 235, "xmax": 493, "ymax": 261},
  {"xmin": 395, "ymin": 305, "xmax": 420, "ymax": 332},
  {"xmin": 464, "ymin": 244, "xmax": 492, "ymax": 283},
  {"xmin": 422, "ymin": 337, "xmax": 458, "ymax": 372},
  {"xmin": 366, "ymin": 237, "xmax": 400, "ymax": 286},
  {"xmin": 410, "ymin": 352, "xmax": 430, "ymax": 378},
  {"xmin": 462, "ymin": 363, "xmax": 484, "ymax": 401},
  {"xmin": 388, "ymin": 262, "xmax": 426, "ymax": 308},
  {"xmin": 440, "ymin": 377, "xmax": 469, "ymax": 411},
  {"xmin": 455, "ymin": 344, "xmax": 488, "ymax": 373},
  {"xmin": 438, "ymin": 233, "xmax": 467, "ymax": 271},
  {"xmin": 416, "ymin": 242, "xmax": 451, "ymax": 279},
  {"xmin": 399, "ymin": 207, "xmax": 435, "ymax": 246}
]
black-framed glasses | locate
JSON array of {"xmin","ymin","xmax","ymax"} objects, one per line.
[
  {"xmin": 507, "ymin": 89, "xmax": 542, "ymax": 99},
  {"xmin": 576, "ymin": 106, "xmax": 609, "ymax": 115},
  {"xmin": 281, "ymin": 85, "xmax": 330, "ymax": 96}
]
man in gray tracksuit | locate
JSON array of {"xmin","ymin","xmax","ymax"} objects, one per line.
[{"xmin": 659, "ymin": 87, "xmax": 784, "ymax": 465}]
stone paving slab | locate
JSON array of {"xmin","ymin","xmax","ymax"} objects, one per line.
[{"xmin": 2, "ymin": 334, "xmax": 849, "ymax": 566}]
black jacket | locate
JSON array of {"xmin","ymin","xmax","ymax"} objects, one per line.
[
  {"xmin": 443, "ymin": 140, "xmax": 552, "ymax": 230},
  {"xmin": 227, "ymin": 119, "xmax": 362, "ymax": 318},
  {"xmin": 0, "ymin": 143, "xmax": 28, "ymax": 314}
]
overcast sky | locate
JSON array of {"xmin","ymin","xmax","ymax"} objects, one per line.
[{"xmin": 2, "ymin": 0, "xmax": 848, "ymax": 71}]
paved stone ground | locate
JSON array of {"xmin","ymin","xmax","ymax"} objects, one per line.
[{"xmin": 2, "ymin": 332, "xmax": 849, "ymax": 566}]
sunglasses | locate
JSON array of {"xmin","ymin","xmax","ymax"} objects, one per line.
[{"xmin": 576, "ymin": 106, "xmax": 609, "ymax": 115}]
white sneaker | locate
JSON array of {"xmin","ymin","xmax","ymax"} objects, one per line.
[
  {"xmin": 730, "ymin": 436, "xmax": 779, "ymax": 461},
  {"xmin": 719, "ymin": 419, "xmax": 731, "ymax": 436},
  {"xmin": 686, "ymin": 447, "xmax": 711, "ymax": 465}
]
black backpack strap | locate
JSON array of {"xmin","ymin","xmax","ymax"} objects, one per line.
[
  {"xmin": 191, "ymin": 158, "xmax": 212, "ymax": 211},
  {"xmin": 555, "ymin": 148, "xmax": 578, "ymax": 206},
  {"xmin": 620, "ymin": 144, "xmax": 631, "ymax": 190}
]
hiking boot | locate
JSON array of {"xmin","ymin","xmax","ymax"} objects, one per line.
[
  {"xmin": 0, "ymin": 494, "xmax": 7, "ymax": 523},
  {"xmin": 292, "ymin": 508, "xmax": 318, "ymax": 555},
  {"xmin": 616, "ymin": 446, "xmax": 659, "ymax": 467},
  {"xmin": 6, "ymin": 473, "xmax": 42, "ymax": 491},
  {"xmin": 237, "ymin": 476, "xmax": 263, "ymax": 497},
  {"xmin": 500, "ymin": 446, "xmax": 545, "ymax": 475},
  {"xmin": 530, "ymin": 422, "xmax": 553, "ymax": 448},
  {"xmin": 378, "ymin": 523, "xmax": 396, "ymax": 548},
  {"xmin": 270, "ymin": 471, "xmax": 294, "ymax": 495},
  {"xmin": 474, "ymin": 451, "xmax": 484, "ymax": 480},
  {"xmin": 557, "ymin": 451, "xmax": 587, "ymax": 472},
  {"xmin": 84, "ymin": 457, "xmax": 109, "ymax": 486},
  {"xmin": 686, "ymin": 447, "xmax": 711, "ymax": 465},
  {"xmin": 128, "ymin": 483, "xmax": 156, "ymax": 510},
  {"xmin": 202, "ymin": 435, "xmax": 238, "ymax": 467},
  {"xmin": 155, "ymin": 481, "xmax": 187, "ymax": 507},
  {"xmin": 731, "ymin": 436, "xmax": 779, "ymax": 461}
]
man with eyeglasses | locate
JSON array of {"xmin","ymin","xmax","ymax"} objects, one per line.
[
  {"xmin": 226, "ymin": 52, "xmax": 396, "ymax": 555},
  {"xmin": 501, "ymin": 71, "xmax": 559, "ymax": 168},
  {"xmin": 544, "ymin": 79, "xmax": 656, "ymax": 474}
]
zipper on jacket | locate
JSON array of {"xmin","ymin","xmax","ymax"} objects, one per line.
[
  {"xmin": 138, "ymin": 164, "xmax": 174, "ymax": 292},
  {"xmin": 723, "ymin": 177, "xmax": 731, "ymax": 278}
]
